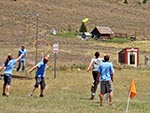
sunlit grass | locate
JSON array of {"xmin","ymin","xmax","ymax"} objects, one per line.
[
  {"xmin": 0, "ymin": 68, "xmax": 149, "ymax": 113},
  {"xmin": 56, "ymin": 32, "xmax": 78, "ymax": 38}
]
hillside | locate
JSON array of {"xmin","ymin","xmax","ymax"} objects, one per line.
[
  {"xmin": 0, "ymin": 0, "xmax": 150, "ymax": 68},
  {"xmin": 1, "ymin": 0, "xmax": 150, "ymax": 38}
]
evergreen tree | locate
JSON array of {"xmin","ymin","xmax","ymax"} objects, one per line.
[
  {"xmin": 142, "ymin": 0, "xmax": 148, "ymax": 3},
  {"xmin": 79, "ymin": 22, "xmax": 87, "ymax": 33},
  {"xmin": 124, "ymin": 0, "xmax": 129, "ymax": 4}
]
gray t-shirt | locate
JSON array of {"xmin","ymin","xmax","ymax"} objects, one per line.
[{"xmin": 91, "ymin": 57, "xmax": 103, "ymax": 71}]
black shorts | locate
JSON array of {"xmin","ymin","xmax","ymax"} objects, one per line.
[
  {"xmin": 100, "ymin": 80, "xmax": 113, "ymax": 94},
  {"xmin": 4, "ymin": 74, "xmax": 12, "ymax": 85},
  {"xmin": 34, "ymin": 77, "xmax": 46, "ymax": 89}
]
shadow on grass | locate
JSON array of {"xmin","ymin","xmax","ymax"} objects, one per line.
[{"xmin": 0, "ymin": 74, "xmax": 33, "ymax": 80}]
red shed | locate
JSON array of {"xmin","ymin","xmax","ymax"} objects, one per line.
[{"xmin": 118, "ymin": 48, "xmax": 139, "ymax": 67}]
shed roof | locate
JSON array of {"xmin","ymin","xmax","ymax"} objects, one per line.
[{"xmin": 95, "ymin": 26, "xmax": 114, "ymax": 34}]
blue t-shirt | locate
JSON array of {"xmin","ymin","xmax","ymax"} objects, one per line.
[
  {"xmin": 18, "ymin": 49, "xmax": 27, "ymax": 61},
  {"xmin": 36, "ymin": 60, "xmax": 47, "ymax": 78},
  {"xmin": 98, "ymin": 62, "xmax": 114, "ymax": 81},
  {"xmin": 4, "ymin": 59, "xmax": 17, "ymax": 75}
]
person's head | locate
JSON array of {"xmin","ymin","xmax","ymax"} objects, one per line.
[
  {"xmin": 43, "ymin": 56, "xmax": 49, "ymax": 64},
  {"xmin": 21, "ymin": 45, "xmax": 25, "ymax": 50},
  {"xmin": 8, "ymin": 53, "xmax": 13, "ymax": 60},
  {"xmin": 95, "ymin": 51, "xmax": 100, "ymax": 58},
  {"xmin": 104, "ymin": 55, "xmax": 110, "ymax": 62},
  {"xmin": 5, "ymin": 54, "xmax": 13, "ymax": 67}
]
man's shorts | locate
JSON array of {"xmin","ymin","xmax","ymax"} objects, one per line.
[
  {"xmin": 3, "ymin": 74, "xmax": 12, "ymax": 85},
  {"xmin": 34, "ymin": 77, "xmax": 46, "ymax": 89},
  {"xmin": 100, "ymin": 80, "xmax": 113, "ymax": 94}
]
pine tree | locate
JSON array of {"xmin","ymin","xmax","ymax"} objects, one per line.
[
  {"xmin": 124, "ymin": 0, "xmax": 129, "ymax": 4},
  {"xmin": 142, "ymin": 0, "xmax": 148, "ymax": 3},
  {"xmin": 79, "ymin": 22, "xmax": 87, "ymax": 33}
]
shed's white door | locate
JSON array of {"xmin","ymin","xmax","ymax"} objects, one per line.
[{"xmin": 128, "ymin": 52, "xmax": 137, "ymax": 67}]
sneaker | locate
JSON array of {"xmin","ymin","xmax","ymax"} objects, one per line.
[
  {"xmin": 89, "ymin": 94, "xmax": 94, "ymax": 100},
  {"xmin": 2, "ymin": 93, "xmax": 9, "ymax": 97},
  {"xmin": 39, "ymin": 94, "xmax": 44, "ymax": 97},
  {"xmin": 109, "ymin": 103, "xmax": 115, "ymax": 107},
  {"xmin": 28, "ymin": 93, "xmax": 33, "ymax": 97},
  {"xmin": 2, "ymin": 93, "xmax": 6, "ymax": 96}
]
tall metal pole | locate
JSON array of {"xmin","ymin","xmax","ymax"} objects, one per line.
[
  {"xmin": 35, "ymin": 13, "xmax": 39, "ymax": 64},
  {"xmin": 54, "ymin": 53, "xmax": 56, "ymax": 79}
]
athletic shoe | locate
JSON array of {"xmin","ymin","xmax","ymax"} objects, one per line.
[
  {"xmin": 39, "ymin": 94, "xmax": 44, "ymax": 97},
  {"xmin": 109, "ymin": 103, "xmax": 115, "ymax": 108},
  {"xmin": 89, "ymin": 94, "xmax": 95, "ymax": 100},
  {"xmin": 2, "ymin": 93, "xmax": 9, "ymax": 97},
  {"xmin": 28, "ymin": 93, "xmax": 33, "ymax": 97}
]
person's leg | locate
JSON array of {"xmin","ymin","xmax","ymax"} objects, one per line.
[
  {"xmin": 6, "ymin": 75, "xmax": 12, "ymax": 96},
  {"xmin": 105, "ymin": 92, "xmax": 110, "ymax": 103},
  {"xmin": 109, "ymin": 91, "xmax": 113, "ymax": 105},
  {"xmin": 99, "ymin": 81, "xmax": 105, "ymax": 106},
  {"xmin": 3, "ymin": 75, "xmax": 11, "ymax": 96},
  {"xmin": 93, "ymin": 71, "xmax": 98, "ymax": 93},
  {"xmin": 2, "ymin": 83, "xmax": 6, "ymax": 96},
  {"xmin": 29, "ymin": 78, "xmax": 39, "ymax": 96},
  {"xmin": 16, "ymin": 60, "xmax": 21, "ymax": 71},
  {"xmin": 39, "ymin": 79, "xmax": 46, "ymax": 97},
  {"xmin": 106, "ymin": 80, "xmax": 113, "ymax": 105},
  {"xmin": 100, "ymin": 93, "xmax": 105, "ymax": 106},
  {"xmin": 3, "ymin": 76, "xmax": 7, "ymax": 95},
  {"xmin": 6, "ymin": 85, "xmax": 10, "ymax": 96},
  {"xmin": 30, "ymin": 87, "xmax": 36, "ymax": 96},
  {"xmin": 21, "ymin": 61, "xmax": 25, "ymax": 71},
  {"xmin": 90, "ymin": 71, "xmax": 98, "ymax": 99},
  {"xmin": 39, "ymin": 89, "xmax": 44, "ymax": 97}
]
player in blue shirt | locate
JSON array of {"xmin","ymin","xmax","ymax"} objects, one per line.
[
  {"xmin": 97, "ymin": 55, "xmax": 114, "ymax": 106},
  {"xmin": 0, "ymin": 53, "xmax": 24, "ymax": 97},
  {"xmin": 16, "ymin": 45, "xmax": 27, "ymax": 72},
  {"xmin": 28, "ymin": 55, "xmax": 49, "ymax": 97}
]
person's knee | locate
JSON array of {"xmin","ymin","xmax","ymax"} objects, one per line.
[{"xmin": 109, "ymin": 91, "xmax": 113, "ymax": 97}]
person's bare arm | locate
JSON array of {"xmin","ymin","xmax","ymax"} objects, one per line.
[
  {"xmin": 87, "ymin": 61, "xmax": 93, "ymax": 72},
  {"xmin": 111, "ymin": 73, "xmax": 114, "ymax": 82},
  {"xmin": 28, "ymin": 65, "xmax": 37, "ymax": 73},
  {"xmin": 16, "ymin": 54, "xmax": 24, "ymax": 62},
  {"xmin": 25, "ymin": 52, "xmax": 27, "ymax": 59},
  {"xmin": 0, "ymin": 66, "xmax": 4, "ymax": 71}
]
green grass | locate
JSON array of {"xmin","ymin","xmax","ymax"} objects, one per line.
[
  {"xmin": 56, "ymin": 32, "xmax": 78, "ymax": 38},
  {"xmin": 0, "ymin": 68, "xmax": 150, "ymax": 113},
  {"xmin": 105, "ymin": 38, "xmax": 130, "ymax": 44}
]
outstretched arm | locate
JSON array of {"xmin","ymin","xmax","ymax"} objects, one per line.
[
  {"xmin": 46, "ymin": 54, "xmax": 50, "ymax": 58},
  {"xmin": 0, "ymin": 66, "xmax": 4, "ymax": 71},
  {"xmin": 28, "ymin": 65, "xmax": 38, "ymax": 73},
  {"xmin": 16, "ymin": 54, "xmax": 24, "ymax": 62}
]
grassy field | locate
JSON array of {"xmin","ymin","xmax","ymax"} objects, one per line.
[
  {"xmin": 0, "ymin": 67, "xmax": 150, "ymax": 113},
  {"xmin": 0, "ymin": 35, "xmax": 150, "ymax": 113},
  {"xmin": 0, "ymin": 32, "xmax": 150, "ymax": 113}
]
